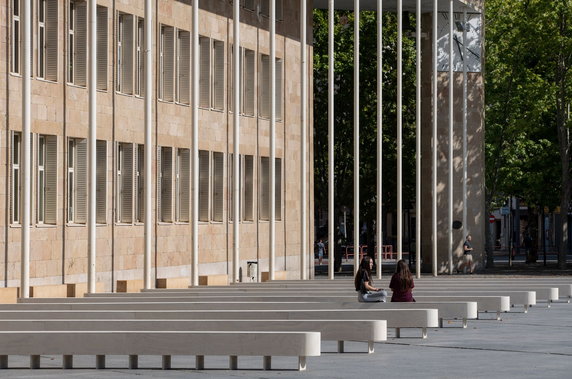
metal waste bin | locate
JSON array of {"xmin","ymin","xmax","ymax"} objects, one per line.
[{"xmin": 246, "ymin": 261, "xmax": 258, "ymax": 282}]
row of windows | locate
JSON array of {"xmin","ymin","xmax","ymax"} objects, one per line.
[
  {"xmin": 10, "ymin": 0, "xmax": 284, "ymax": 119},
  {"xmin": 10, "ymin": 133, "xmax": 283, "ymax": 226}
]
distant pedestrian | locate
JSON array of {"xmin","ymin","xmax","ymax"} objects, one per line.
[
  {"xmin": 317, "ymin": 239, "xmax": 325, "ymax": 265},
  {"xmin": 389, "ymin": 260, "xmax": 415, "ymax": 302},
  {"xmin": 458, "ymin": 234, "xmax": 474, "ymax": 274}
]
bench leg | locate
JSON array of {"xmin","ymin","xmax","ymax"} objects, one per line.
[
  {"xmin": 62, "ymin": 355, "xmax": 73, "ymax": 369},
  {"xmin": 298, "ymin": 356, "xmax": 307, "ymax": 371},
  {"xmin": 337, "ymin": 341, "xmax": 344, "ymax": 353},
  {"xmin": 30, "ymin": 355, "xmax": 40, "ymax": 369},
  {"xmin": 547, "ymin": 300, "xmax": 551, "ymax": 309},
  {"xmin": 524, "ymin": 304, "xmax": 529, "ymax": 313},
  {"xmin": 96, "ymin": 355, "xmax": 106, "ymax": 369},
  {"xmin": 162, "ymin": 355, "xmax": 171, "ymax": 370},
  {"xmin": 395, "ymin": 328, "xmax": 401, "ymax": 338},
  {"xmin": 496, "ymin": 312, "xmax": 501, "ymax": 321},
  {"xmin": 229, "ymin": 356, "xmax": 238, "ymax": 370},
  {"xmin": 129, "ymin": 355, "xmax": 138, "ymax": 369},
  {"xmin": 439, "ymin": 318, "xmax": 444, "ymax": 328},
  {"xmin": 196, "ymin": 355, "xmax": 204, "ymax": 370},
  {"xmin": 0, "ymin": 355, "xmax": 7, "ymax": 369},
  {"xmin": 368, "ymin": 341, "xmax": 375, "ymax": 354},
  {"xmin": 568, "ymin": 297, "xmax": 571, "ymax": 304},
  {"xmin": 463, "ymin": 318, "xmax": 468, "ymax": 328},
  {"xmin": 263, "ymin": 356, "xmax": 271, "ymax": 370},
  {"xmin": 422, "ymin": 328, "xmax": 427, "ymax": 339}
]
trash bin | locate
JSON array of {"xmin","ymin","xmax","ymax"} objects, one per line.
[{"xmin": 247, "ymin": 261, "xmax": 258, "ymax": 282}]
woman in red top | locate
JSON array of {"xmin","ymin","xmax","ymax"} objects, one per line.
[{"xmin": 389, "ymin": 260, "xmax": 415, "ymax": 302}]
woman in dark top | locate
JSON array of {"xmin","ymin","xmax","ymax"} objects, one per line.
[
  {"xmin": 354, "ymin": 256, "xmax": 388, "ymax": 302},
  {"xmin": 389, "ymin": 260, "xmax": 415, "ymax": 302}
]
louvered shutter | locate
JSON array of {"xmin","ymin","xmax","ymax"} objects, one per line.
[
  {"xmin": 259, "ymin": 156, "xmax": 269, "ymax": 220},
  {"xmin": 212, "ymin": 152, "xmax": 224, "ymax": 222},
  {"xmin": 244, "ymin": 49, "xmax": 255, "ymax": 115},
  {"xmin": 75, "ymin": 139, "xmax": 87, "ymax": 223},
  {"xmin": 121, "ymin": 14, "xmax": 133, "ymax": 94},
  {"xmin": 161, "ymin": 25, "xmax": 174, "ymax": 102},
  {"xmin": 260, "ymin": 54, "xmax": 269, "ymax": 118},
  {"xmin": 161, "ymin": 147, "xmax": 173, "ymax": 222},
  {"xmin": 198, "ymin": 150, "xmax": 209, "ymax": 221},
  {"xmin": 97, "ymin": 6, "xmax": 108, "ymax": 90},
  {"xmin": 136, "ymin": 144, "xmax": 144, "ymax": 222},
  {"xmin": 213, "ymin": 40, "xmax": 224, "ymax": 110},
  {"xmin": 199, "ymin": 36, "xmax": 210, "ymax": 108},
  {"xmin": 10, "ymin": 132, "xmax": 21, "ymax": 224},
  {"xmin": 74, "ymin": 1, "xmax": 87, "ymax": 86},
  {"xmin": 178, "ymin": 148, "xmax": 190, "ymax": 222},
  {"xmin": 275, "ymin": 158, "xmax": 282, "ymax": 220},
  {"xmin": 228, "ymin": 45, "xmax": 233, "ymax": 112},
  {"xmin": 121, "ymin": 143, "xmax": 133, "ymax": 223},
  {"xmin": 45, "ymin": 0, "xmax": 58, "ymax": 81},
  {"xmin": 136, "ymin": 18, "xmax": 144, "ymax": 96},
  {"xmin": 156, "ymin": 146, "xmax": 161, "ymax": 221},
  {"xmin": 243, "ymin": 155, "xmax": 253, "ymax": 221},
  {"xmin": 276, "ymin": 58, "xmax": 283, "ymax": 120},
  {"xmin": 177, "ymin": 30, "xmax": 190, "ymax": 104},
  {"xmin": 96, "ymin": 140, "xmax": 107, "ymax": 223},
  {"xmin": 228, "ymin": 153, "xmax": 234, "ymax": 222},
  {"xmin": 44, "ymin": 135, "xmax": 57, "ymax": 224}
]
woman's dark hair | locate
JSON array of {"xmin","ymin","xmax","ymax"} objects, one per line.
[
  {"xmin": 395, "ymin": 259, "xmax": 413, "ymax": 290},
  {"xmin": 354, "ymin": 256, "xmax": 374, "ymax": 291}
]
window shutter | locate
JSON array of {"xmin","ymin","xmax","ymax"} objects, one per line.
[
  {"xmin": 275, "ymin": 158, "xmax": 282, "ymax": 220},
  {"xmin": 96, "ymin": 140, "xmax": 107, "ymax": 223},
  {"xmin": 74, "ymin": 2, "xmax": 87, "ymax": 86},
  {"xmin": 121, "ymin": 14, "xmax": 133, "ymax": 94},
  {"xmin": 45, "ymin": 0, "xmax": 58, "ymax": 81},
  {"xmin": 228, "ymin": 45, "xmax": 233, "ymax": 112},
  {"xmin": 156, "ymin": 146, "xmax": 161, "ymax": 221},
  {"xmin": 10, "ymin": 132, "xmax": 21, "ymax": 224},
  {"xmin": 161, "ymin": 25, "xmax": 174, "ymax": 102},
  {"xmin": 136, "ymin": 144, "xmax": 144, "ymax": 222},
  {"xmin": 212, "ymin": 40, "xmax": 224, "ymax": 110},
  {"xmin": 161, "ymin": 147, "xmax": 173, "ymax": 222},
  {"xmin": 44, "ymin": 135, "xmax": 57, "ymax": 224},
  {"xmin": 199, "ymin": 36, "xmax": 210, "ymax": 108},
  {"xmin": 260, "ymin": 54, "xmax": 269, "ymax": 118},
  {"xmin": 177, "ymin": 29, "xmax": 190, "ymax": 104},
  {"xmin": 276, "ymin": 58, "xmax": 283, "ymax": 120},
  {"xmin": 243, "ymin": 155, "xmax": 253, "ymax": 221},
  {"xmin": 97, "ymin": 6, "xmax": 108, "ymax": 90},
  {"xmin": 244, "ymin": 49, "xmax": 255, "ymax": 116},
  {"xmin": 136, "ymin": 17, "xmax": 144, "ymax": 96},
  {"xmin": 75, "ymin": 138, "xmax": 87, "ymax": 223},
  {"xmin": 259, "ymin": 156, "xmax": 269, "ymax": 220},
  {"xmin": 212, "ymin": 152, "xmax": 224, "ymax": 222},
  {"xmin": 121, "ymin": 143, "xmax": 133, "ymax": 223},
  {"xmin": 178, "ymin": 148, "xmax": 190, "ymax": 222},
  {"xmin": 228, "ymin": 153, "xmax": 234, "ymax": 222},
  {"xmin": 198, "ymin": 150, "xmax": 209, "ymax": 221}
]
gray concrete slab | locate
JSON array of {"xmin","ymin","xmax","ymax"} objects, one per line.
[{"xmin": 0, "ymin": 298, "xmax": 570, "ymax": 378}]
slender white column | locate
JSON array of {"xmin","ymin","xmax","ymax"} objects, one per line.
[
  {"xmin": 353, "ymin": 0, "xmax": 360, "ymax": 274},
  {"xmin": 191, "ymin": 0, "xmax": 199, "ymax": 286},
  {"xmin": 397, "ymin": 0, "xmax": 403, "ymax": 260},
  {"xmin": 87, "ymin": 0, "xmax": 98, "ymax": 293},
  {"xmin": 143, "ymin": 0, "xmax": 153, "ymax": 290},
  {"xmin": 462, "ymin": 10, "xmax": 468, "ymax": 240},
  {"xmin": 415, "ymin": 0, "xmax": 421, "ymax": 279},
  {"xmin": 233, "ymin": 0, "xmax": 240, "ymax": 283},
  {"xmin": 269, "ymin": 0, "xmax": 276, "ymax": 281},
  {"xmin": 300, "ymin": 0, "xmax": 308, "ymax": 280},
  {"xmin": 376, "ymin": 0, "xmax": 383, "ymax": 280},
  {"xmin": 432, "ymin": 0, "xmax": 438, "ymax": 276},
  {"xmin": 328, "ymin": 0, "xmax": 335, "ymax": 280},
  {"xmin": 21, "ymin": 0, "xmax": 32, "ymax": 298},
  {"xmin": 448, "ymin": 0, "xmax": 454, "ymax": 275}
]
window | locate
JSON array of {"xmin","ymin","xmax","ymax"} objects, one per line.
[
  {"xmin": 117, "ymin": 12, "xmax": 133, "ymax": 94},
  {"xmin": 11, "ymin": 0, "xmax": 21, "ymax": 74},
  {"xmin": 177, "ymin": 29, "xmax": 190, "ymax": 104},
  {"xmin": 37, "ymin": 135, "xmax": 57, "ymax": 224},
  {"xmin": 228, "ymin": 153, "xmax": 241, "ymax": 222},
  {"xmin": 159, "ymin": 24, "xmax": 174, "ymax": 101},
  {"xmin": 198, "ymin": 150, "xmax": 210, "ymax": 222},
  {"xmin": 135, "ymin": 17, "xmax": 144, "ymax": 96},
  {"xmin": 260, "ymin": 0, "xmax": 283, "ymax": 20},
  {"xmin": 67, "ymin": 138, "xmax": 87, "ymax": 223},
  {"xmin": 212, "ymin": 152, "xmax": 224, "ymax": 222},
  {"xmin": 243, "ymin": 155, "xmax": 254, "ymax": 221},
  {"xmin": 275, "ymin": 58, "xmax": 283, "ymax": 120},
  {"xmin": 199, "ymin": 36, "xmax": 210, "ymax": 108},
  {"xmin": 243, "ymin": 49, "xmax": 255, "ymax": 116},
  {"xmin": 275, "ymin": 157, "xmax": 282, "ymax": 220},
  {"xmin": 68, "ymin": 0, "xmax": 87, "ymax": 86},
  {"xmin": 212, "ymin": 40, "xmax": 224, "ymax": 110},
  {"xmin": 158, "ymin": 146, "xmax": 173, "ymax": 222},
  {"xmin": 176, "ymin": 148, "xmax": 190, "ymax": 222},
  {"xmin": 10, "ymin": 132, "xmax": 21, "ymax": 224},
  {"xmin": 96, "ymin": 140, "xmax": 107, "ymax": 223},
  {"xmin": 259, "ymin": 54, "xmax": 283, "ymax": 120},
  {"xmin": 135, "ymin": 144, "xmax": 144, "ymax": 223},
  {"xmin": 38, "ymin": 0, "xmax": 58, "ymax": 81},
  {"xmin": 97, "ymin": 6, "xmax": 108, "ymax": 90},
  {"xmin": 116, "ymin": 142, "xmax": 133, "ymax": 223},
  {"xmin": 259, "ymin": 156, "xmax": 269, "ymax": 220},
  {"xmin": 241, "ymin": 0, "xmax": 255, "ymax": 11}
]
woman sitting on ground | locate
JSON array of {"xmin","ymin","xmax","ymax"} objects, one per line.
[
  {"xmin": 354, "ymin": 256, "xmax": 388, "ymax": 302},
  {"xmin": 389, "ymin": 260, "xmax": 415, "ymax": 302}
]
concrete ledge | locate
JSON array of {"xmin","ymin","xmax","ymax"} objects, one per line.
[
  {"xmin": 0, "ymin": 288, "xmax": 19, "ymax": 304},
  {"xmin": 261, "ymin": 271, "xmax": 287, "ymax": 282},
  {"xmin": 198, "ymin": 275, "xmax": 228, "ymax": 286},
  {"xmin": 29, "ymin": 285, "xmax": 68, "ymax": 298},
  {"xmin": 156, "ymin": 278, "xmax": 190, "ymax": 289},
  {"xmin": 67, "ymin": 283, "xmax": 105, "ymax": 298},
  {"xmin": 116, "ymin": 280, "xmax": 144, "ymax": 293}
]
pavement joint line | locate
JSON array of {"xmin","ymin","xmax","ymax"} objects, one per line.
[{"xmin": 382, "ymin": 342, "xmax": 572, "ymax": 357}]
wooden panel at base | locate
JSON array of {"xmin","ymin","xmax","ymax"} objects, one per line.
[
  {"xmin": 198, "ymin": 275, "xmax": 229, "ymax": 286},
  {"xmin": 67, "ymin": 282, "xmax": 106, "ymax": 297}
]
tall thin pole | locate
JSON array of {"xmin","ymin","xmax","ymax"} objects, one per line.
[
  {"xmin": 21, "ymin": 0, "xmax": 32, "ymax": 298},
  {"xmin": 376, "ymin": 0, "xmax": 383, "ymax": 280},
  {"xmin": 432, "ymin": 0, "xmax": 438, "ymax": 276},
  {"xmin": 353, "ymin": 0, "xmax": 360, "ymax": 274},
  {"xmin": 269, "ymin": 0, "xmax": 276, "ymax": 281},
  {"xmin": 397, "ymin": 0, "xmax": 403, "ymax": 260},
  {"xmin": 462, "ymin": 10, "xmax": 468, "ymax": 242},
  {"xmin": 448, "ymin": 0, "xmax": 454, "ymax": 275},
  {"xmin": 415, "ymin": 0, "xmax": 421, "ymax": 279},
  {"xmin": 143, "ymin": 0, "xmax": 153, "ymax": 290},
  {"xmin": 233, "ymin": 0, "xmax": 240, "ymax": 283},
  {"xmin": 300, "ymin": 0, "xmax": 308, "ymax": 280},
  {"xmin": 87, "ymin": 0, "xmax": 98, "ymax": 293},
  {"xmin": 191, "ymin": 0, "xmax": 199, "ymax": 286},
  {"xmin": 328, "ymin": 0, "xmax": 335, "ymax": 280}
]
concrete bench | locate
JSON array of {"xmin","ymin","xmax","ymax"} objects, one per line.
[
  {"xmin": 0, "ymin": 319, "xmax": 386, "ymax": 354},
  {"xmin": 0, "ymin": 330, "xmax": 320, "ymax": 371},
  {"xmin": 0, "ymin": 308, "xmax": 438, "ymax": 338},
  {"xmin": 408, "ymin": 290, "xmax": 535, "ymax": 312},
  {"xmin": 414, "ymin": 296, "xmax": 510, "ymax": 320}
]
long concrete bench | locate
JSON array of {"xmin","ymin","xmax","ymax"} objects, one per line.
[
  {"xmin": 414, "ymin": 296, "xmax": 510, "ymax": 320},
  {"xmin": 0, "ymin": 308, "xmax": 439, "ymax": 338},
  {"xmin": 405, "ymin": 290, "xmax": 535, "ymax": 312},
  {"xmin": 0, "ymin": 319, "xmax": 386, "ymax": 354},
  {"xmin": 0, "ymin": 330, "xmax": 320, "ymax": 371}
]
